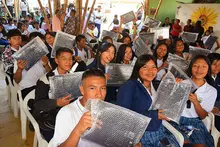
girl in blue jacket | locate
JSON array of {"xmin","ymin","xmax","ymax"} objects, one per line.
[{"xmin": 117, "ymin": 54, "xmax": 179, "ymax": 147}]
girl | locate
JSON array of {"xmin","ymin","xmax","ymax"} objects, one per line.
[
  {"xmin": 174, "ymin": 39, "xmax": 189, "ymax": 60},
  {"xmin": 176, "ymin": 55, "xmax": 217, "ymax": 147},
  {"xmin": 17, "ymin": 22, "xmax": 28, "ymax": 36},
  {"xmin": 86, "ymin": 42, "xmax": 116, "ymax": 102},
  {"xmin": 117, "ymin": 54, "xmax": 179, "ymax": 147},
  {"xmin": 207, "ymin": 53, "xmax": 220, "ymax": 132},
  {"xmin": 45, "ymin": 32, "xmax": 57, "ymax": 69},
  {"xmin": 116, "ymin": 44, "xmax": 133, "ymax": 64},
  {"xmin": 86, "ymin": 42, "xmax": 116, "ymax": 72},
  {"xmin": 153, "ymin": 43, "xmax": 168, "ymax": 81}
]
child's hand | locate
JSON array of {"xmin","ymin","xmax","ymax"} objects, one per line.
[
  {"xmin": 75, "ymin": 56, "xmax": 81, "ymax": 62},
  {"xmin": 17, "ymin": 60, "xmax": 27, "ymax": 70},
  {"xmin": 75, "ymin": 112, "xmax": 92, "ymax": 135},
  {"xmin": 56, "ymin": 94, "xmax": 73, "ymax": 107},
  {"xmin": 41, "ymin": 56, "xmax": 49, "ymax": 66},
  {"xmin": 105, "ymin": 73, "xmax": 110, "ymax": 80},
  {"xmin": 175, "ymin": 78, "xmax": 183, "ymax": 83},
  {"xmin": 189, "ymin": 93, "xmax": 200, "ymax": 104},
  {"xmin": 158, "ymin": 109, "xmax": 169, "ymax": 121}
]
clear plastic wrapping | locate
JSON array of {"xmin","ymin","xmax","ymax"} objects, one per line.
[
  {"xmin": 12, "ymin": 36, "xmax": 49, "ymax": 70},
  {"xmin": 144, "ymin": 16, "xmax": 161, "ymax": 28},
  {"xmin": 182, "ymin": 32, "xmax": 198, "ymax": 43},
  {"xmin": 167, "ymin": 53, "xmax": 189, "ymax": 72},
  {"xmin": 150, "ymin": 27, "xmax": 170, "ymax": 43},
  {"xmin": 106, "ymin": 63, "xmax": 134, "ymax": 86},
  {"xmin": 49, "ymin": 72, "xmax": 83, "ymax": 99},
  {"xmin": 189, "ymin": 46, "xmax": 212, "ymax": 59},
  {"xmin": 153, "ymin": 71, "xmax": 192, "ymax": 122},
  {"xmin": 101, "ymin": 30, "xmax": 119, "ymax": 42},
  {"xmin": 82, "ymin": 99, "xmax": 151, "ymax": 147},
  {"xmin": 52, "ymin": 31, "xmax": 76, "ymax": 58},
  {"xmin": 138, "ymin": 32, "xmax": 155, "ymax": 45},
  {"xmin": 120, "ymin": 11, "xmax": 136, "ymax": 24}
]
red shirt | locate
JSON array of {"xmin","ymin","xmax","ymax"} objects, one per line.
[{"xmin": 172, "ymin": 24, "xmax": 182, "ymax": 37}]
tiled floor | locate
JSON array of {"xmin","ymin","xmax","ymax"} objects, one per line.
[{"xmin": 0, "ymin": 62, "xmax": 34, "ymax": 147}]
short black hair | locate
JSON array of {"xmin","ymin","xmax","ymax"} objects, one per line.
[
  {"xmin": 75, "ymin": 34, "xmax": 86, "ymax": 43},
  {"xmin": 56, "ymin": 47, "xmax": 73, "ymax": 57},
  {"xmin": 45, "ymin": 32, "xmax": 56, "ymax": 38},
  {"xmin": 102, "ymin": 36, "xmax": 112, "ymax": 42},
  {"xmin": 29, "ymin": 32, "xmax": 45, "ymax": 40},
  {"xmin": 7, "ymin": 29, "xmax": 22, "ymax": 39},
  {"xmin": 21, "ymin": 35, "xmax": 29, "ymax": 43},
  {"xmin": 207, "ymin": 53, "xmax": 220, "ymax": 64},
  {"xmin": 82, "ymin": 68, "xmax": 106, "ymax": 81}
]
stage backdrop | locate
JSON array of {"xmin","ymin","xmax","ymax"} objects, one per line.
[{"xmin": 176, "ymin": 3, "xmax": 220, "ymax": 38}]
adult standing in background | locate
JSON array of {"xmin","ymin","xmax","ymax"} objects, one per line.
[
  {"xmin": 20, "ymin": 0, "xmax": 28, "ymax": 18},
  {"xmin": 52, "ymin": 10, "xmax": 61, "ymax": 32},
  {"xmin": 94, "ymin": 5, "xmax": 103, "ymax": 38},
  {"xmin": 6, "ymin": 0, "xmax": 14, "ymax": 17},
  {"xmin": 171, "ymin": 19, "xmax": 182, "ymax": 45},
  {"xmin": 183, "ymin": 19, "xmax": 194, "ymax": 32},
  {"xmin": 162, "ymin": 17, "xmax": 172, "ymax": 33}
]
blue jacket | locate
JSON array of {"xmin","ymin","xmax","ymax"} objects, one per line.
[
  {"xmin": 117, "ymin": 79, "xmax": 162, "ymax": 131},
  {"xmin": 214, "ymin": 74, "xmax": 220, "ymax": 102},
  {"xmin": 85, "ymin": 59, "xmax": 105, "ymax": 73}
]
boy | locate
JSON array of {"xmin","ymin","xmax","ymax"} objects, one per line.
[
  {"xmin": 52, "ymin": 68, "xmax": 141, "ymax": 147},
  {"xmin": 2, "ymin": 29, "xmax": 22, "ymax": 84},
  {"xmin": 33, "ymin": 47, "xmax": 76, "ymax": 142},
  {"xmin": 74, "ymin": 34, "xmax": 93, "ymax": 63}
]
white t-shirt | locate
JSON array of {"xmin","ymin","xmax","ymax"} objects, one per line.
[
  {"xmin": 156, "ymin": 59, "xmax": 166, "ymax": 81},
  {"xmin": 4, "ymin": 24, "xmax": 17, "ymax": 32},
  {"xmin": 31, "ymin": 28, "xmax": 46, "ymax": 35},
  {"xmin": 181, "ymin": 82, "xmax": 217, "ymax": 118},
  {"xmin": 20, "ymin": 2, "xmax": 27, "ymax": 11},
  {"xmin": 6, "ymin": 0, "xmax": 13, "ymax": 6},
  {"xmin": 94, "ymin": 11, "xmax": 102, "ymax": 24},
  {"xmin": 14, "ymin": 60, "xmax": 46, "ymax": 90},
  {"xmin": 52, "ymin": 98, "xmax": 102, "ymax": 147},
  {"xmin": 74, "ymin": 46, "xmax": 88, "ymax": 63}
]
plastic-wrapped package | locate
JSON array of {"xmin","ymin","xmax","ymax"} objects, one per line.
[
  {"xmin": 189, "ymin": 46, "xmax": 212, "ymax": 59},
  {"xmin": 82, "ymin": 99, "xmax": 151, "ymax": 147},
  {"xmin": 51, "ymin": 31, "xmax": 76, "ymax": 58},
  {"xmin": 113, "ymin": 41, "xmax": 123, "ymax": 55},
  {"xmin": 167, "ymin": 53, "xmax": 189, "ymax": 72},
  {"xmin": 139, "ymin": 32, "xmax": 155, "ymax": 44},
  {"xmin": 182, "ymin": 32, "xmax": 198, "ymax": 43},
  {"xmin": 12, "ymin": 36, "xmax": 49, "ymax": 70},
  {"xmin": 144, "ymin": 16, "xmax": 161, "ymax": 28},
  {"xmin": 204, "ymin": 36, "xmax": 218, "ymax": 50},
  {"xmin": 133, "ymin": 37, "xmax": 151, "ymax": 57},
  {"xmin": 106, "ymin": 63, "xmax": 134, "ymax": 86},
  {"xmin": 153, "ymin": 71, "xmax": 192, "ymax": 122},
  {"xmin": 101, "ymin": 30, "xmax": 119, "ymax": 42},
  {"xmin": 150, "ymin": 27, "xmax": 169, "ymax": 43},
  {"xmin": 49, "ymin": 72, "xmax": 83, "ymax": 99},
  {"xmin": 120, "ymin": 11, "xmax": 136, "ymax": 24},
  {"xmin": 168, "ymin": 63, "xmax": 197, "ymax": 93}
]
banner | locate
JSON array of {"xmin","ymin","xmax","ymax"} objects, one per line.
[{"xmin": 176, "ymin": 3, "xmax": 220, "ymax": 38}]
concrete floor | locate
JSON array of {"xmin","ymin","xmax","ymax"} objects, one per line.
[{"xmin": 0, "ymin": 62, "xmax": 34, "ymax": 147}]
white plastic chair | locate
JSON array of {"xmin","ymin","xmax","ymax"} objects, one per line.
[
  {"xmin": 162, "ymin": 120, "xmax": 184, "ymax": 147},
  {"xmin": 47, "ymin": 138, "xmax": 53, "ymax": 147},
  {"xmin": 14, "ymin": 82, "xmax": 27, "ymax": 140},
  {"xmin": 202, "ymin": 112, "xmax": 220, "ymax": 147},
  {"xmin": 0, "ymin": 63, "xmax": 19, "ymax": 118},
  {"xmin": 23, "ymin": 90, "xmax": 48, "ymax": 147}
]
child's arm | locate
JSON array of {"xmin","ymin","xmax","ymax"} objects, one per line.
[
  {"xmin": 14, "ymin": 60, "xmax": 27, "ymax": 84},
  {"xmin": 59, "ymin": 112, "xmax": 92, "ymax": 147}
]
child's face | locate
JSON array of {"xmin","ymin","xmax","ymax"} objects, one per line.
[
  {"xmin": 46, "ymin": 34, "xmax": 55, "ymax": 46},
  {"xmin": 100, "ymin": 46, "xmax": 115, "ymax": 65},
  {"xmin": 78, "ymin": 38, "xmax": 87, "ymax": 48},
  {"xmin": 123, "ymin": 37, "xmax": 131, "ymax": 45},
  {"xmin": 9, "ymin": 36, "xmax": 22, "ymax": 49},
  {"xmin": 211, "ymin": 60, "xmax": 220, "ymax": 76},
  {"xmin": 156, "ymin": 44, "xmax": 167, "ymax": 59},
  {"xmin": 55, "ymin": 52, "xmax": 73, "ymax": 72},
  {"xmin": 165, "ymin": 39, "xmax": 171, "ymax": 46},
  {"xmin": 175, "ymin": 41, "xmax": 184, "ymax": 53},
  {"xmin": 124, "ymin": 47, "xmax": 132, "ymax": 62},
  {"xmin": 192, "ymin": 58, "xmax": 209, "ymax": 80},
  {"xmin": 80, "ymin": 76, "xmax": 106, "ymax": 102},
  {"xmin": 139, "ymin": 60, "xmax": 158, "ymax": 83}
]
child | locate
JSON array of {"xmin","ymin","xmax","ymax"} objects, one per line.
[
  {"xmin": 117, "ymin": 54, "xmax": 179, "ymax": 147},
  {"xmin": 116, "ymin": 44, "xmax": 133, "ymax": 64},
  {"xmin": 173, "ymin": 55, "xmax": 217, "ymax": 146},
  {"xmin": 2, "ymin": 29, "xmax": 22, "ymax": 84},
  {"xmin": 33, "ymin": 48, "xmax": 77, "ymax": 142},
  {"xmin": 153, "ymin": 43, "xmax": 168, "ymax": 81}
]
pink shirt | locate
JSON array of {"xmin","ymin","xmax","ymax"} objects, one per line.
[{"xmin": 52, "ymin": 15, "xmax": 61, "ymax": 32}]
